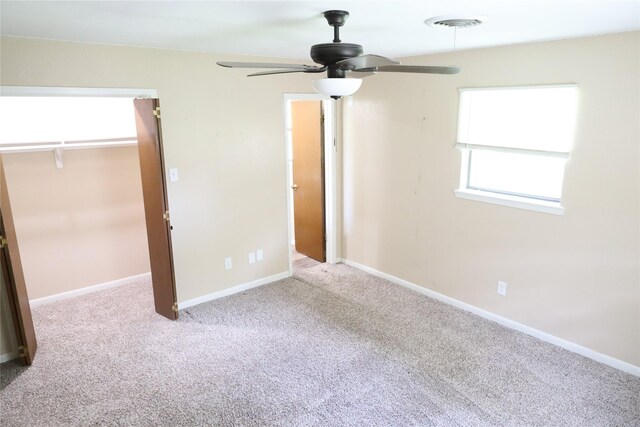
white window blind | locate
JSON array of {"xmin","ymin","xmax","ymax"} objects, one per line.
[{"xmin": 457, "ymin": 85, "xmax": 578, "ymax": 156}]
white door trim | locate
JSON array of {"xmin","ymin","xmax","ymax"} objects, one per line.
[
  {"xmin": 0, "ymin": 86, "xmax": 158, "ymax": 98},
  {"xmin": 284, "ymin": 93, "xmax": 337, "ymax": 274}
]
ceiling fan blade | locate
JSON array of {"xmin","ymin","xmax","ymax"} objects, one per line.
[
  {"xmin": 217, "ymin": 61, "xmax": 324, "ymax": 72},
  {"xmin": 248, "ymin": 66, "xmax": 327, "ymax": 77},
  {"xmin": 369, "ymin": 65, "xmax": 461, "ymax": 75},
  {"xmin": 249, "ymin": 70, "xmax": 304, "ymax": 77},
  {"xmin": 336, "ymin": 54, "xmax": 399, "ymax": 71},
  {"xmin": 347, "ymin": 71, "xmax": 376, "ymax": 78},
  {"xmin": 248, "ymin": 70, "xmax": 303, "ymax": 77}
]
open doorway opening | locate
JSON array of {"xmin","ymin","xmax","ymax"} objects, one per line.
[
  {"xmin": 0, "ymin": 90, "xmax": 177, "ymax": 367},
  {"xmin": 1, "ymin": 96, "xmax": 149, "ymax": 303},
  {"xmin": 284, "ymin": 94, "xmax": 336, "ymax": 273}
]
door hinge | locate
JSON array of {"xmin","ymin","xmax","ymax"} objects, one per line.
[
  {"xmin": 18, "ymin": 345, "xmax": 28, "ymax": 357},
  {"xmin": 172, "ymin": 303, "xmax": 179, "ymax": 313},
  {"xmin": 152, "ymin": 107, "xmax": 161, "ymax": 119},
  {"xmin": 0, "ymin": 235, "xmax": 7, "ymax": 248},
  {"xmin": 163, "ymin": 211, "xmax": 170, "ymax": 222}
]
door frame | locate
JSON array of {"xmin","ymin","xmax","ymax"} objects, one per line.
[
  {"xmin": 0, "ymin": 86, "xmax": 175, "ymax": 361},
  {"xmin": 284, "ymin": 94, "xmax": 336, "ymax": 272},
  {"xmin": 0, "ymin": 86, "xmax": 157, "ymax": 98}
]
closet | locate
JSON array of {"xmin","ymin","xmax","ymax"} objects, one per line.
[
  {"xmin": 0, "ymin": 96, "xmax": 176, "ymax": 365},
  {"xmin": 1, "ymin": 97, "xmax": 149, "ymax": 301}
]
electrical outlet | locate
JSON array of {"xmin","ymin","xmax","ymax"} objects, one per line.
[
  {"xmin": 497, "ymin": 281, "xmax": 507, "ymax": 296},
  {"xmin": 256, "ymin": 249, "xmax": 264, "ymax": 261},
  {"xmin": 248, "ymin": 252, "xmax": 256, "ymax": 264},
  {"xmin": 224, "ymin": 257, "xmax": 232, "ymax": 270}
]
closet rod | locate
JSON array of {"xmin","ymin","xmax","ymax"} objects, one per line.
[{"xmin": 0, "ymin": 137, "xmax": 138, "ymax": 153}]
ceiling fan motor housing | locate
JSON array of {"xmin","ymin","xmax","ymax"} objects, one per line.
[
  {"xmin": 310, "ymin": 43, "xmax": 363, "ymax": 77},
  {"xmin": 309, "ymin": 9, "xmax": 364, "ymax": 78}
]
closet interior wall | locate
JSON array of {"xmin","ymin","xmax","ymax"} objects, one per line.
[{"xmin": 1, "ymin": 146, "xmax": 150, "ymax": 300}]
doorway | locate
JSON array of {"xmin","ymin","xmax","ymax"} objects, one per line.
[
  {"xmin": 284, "ymin": 94, "xmax": 336, "ymax": 273},
  {"xmin": 0, "ymin": 88, "xmax": 177, "ymax": 366}
]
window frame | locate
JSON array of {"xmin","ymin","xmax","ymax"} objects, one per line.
[{"xmin": 454, "ymin": 84, "xmax": 578, "ymax": 216}]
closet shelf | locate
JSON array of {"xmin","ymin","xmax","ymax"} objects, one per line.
[{"xmin": 0, "ymin": 137, "xmax": 137, "ymax": 153}]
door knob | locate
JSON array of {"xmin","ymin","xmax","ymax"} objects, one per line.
[{"xmin": 291, "ymin": 184, "xmax": 298, "ymax": 190}]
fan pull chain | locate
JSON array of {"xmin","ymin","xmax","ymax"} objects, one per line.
[{"xmin": 453, "ymin": 27, "xmax": 457, "ymax": 51}]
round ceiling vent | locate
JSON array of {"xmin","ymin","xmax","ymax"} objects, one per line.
[{"xmin": 425, "ymin": 14, "xmax": 489, "ymax": 28}]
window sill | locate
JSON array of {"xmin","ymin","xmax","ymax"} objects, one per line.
[{"xmin": 454, "ymin": 189, "xmax": 565, "ymax": 215}]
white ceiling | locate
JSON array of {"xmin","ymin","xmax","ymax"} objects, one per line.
[{"xmin": 1, "ymin": 1, "xmax": 639, "ymax": 61}]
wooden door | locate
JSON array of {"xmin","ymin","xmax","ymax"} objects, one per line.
[
  {"xmin": 291, "ymin": 101, "xmax": 326, "ymax": 262},
  {"xmin": 0, "ymin": 155, "xmax": 37, "ymax": 365},
  {"xmin": 134, "ymin": 99, "xmax": 178, "ymax": 320}
]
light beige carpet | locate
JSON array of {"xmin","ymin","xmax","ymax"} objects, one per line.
[
  {"xmin": 1, "ymin": 263, "xmax": 639, "ymax": 426},
  {"xmin": 293, "ymin": 256, "xmax": 322, "ymax": 271}
]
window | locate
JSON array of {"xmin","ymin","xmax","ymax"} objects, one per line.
[{"xmin": 455, "ymin": 85, "xmax": 578, "ymax": 215}]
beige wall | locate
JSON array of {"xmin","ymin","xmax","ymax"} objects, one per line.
[
  {"xmin": 0, "ymin": 36, "xmax": 313, "ymax": 304},
  {"xmin": 2, "ymin": 33, "xmax": 637, "ymax": 368},
  {"xmin": 343, "ymin": 31, "xmax": 640, "ymax": 366},
  {"xmin": 2, "ymin": 147, "xmax": 150, "ymax": 299}
]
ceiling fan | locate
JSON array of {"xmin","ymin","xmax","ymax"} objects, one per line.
[{"xmin": 217, "ymin": 10, "xmax": 461, "ymax": 99}]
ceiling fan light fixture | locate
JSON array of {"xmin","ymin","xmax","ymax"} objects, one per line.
[
  {"xmin": 424, "ymin": 14, "xmax": 488, "ymax": 28},
  {"xmin": 313, "ymin": 78, "xmax": 362, "ymax": 98}
]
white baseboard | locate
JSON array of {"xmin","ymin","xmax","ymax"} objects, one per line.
[
  {"xmin": 178, "ymin": 271, "xmax": 291, "ymax": 310},
  {"xmin": 0, "ymin": 350, "xmax": 19, "ymax": 363},
  {"xmin": 29, "ymin": 272, "xmax": 151, "ymax": 308},
  {"xmin": 339, "ymin": 258, "xmax": 640, "ymax": 377}
]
